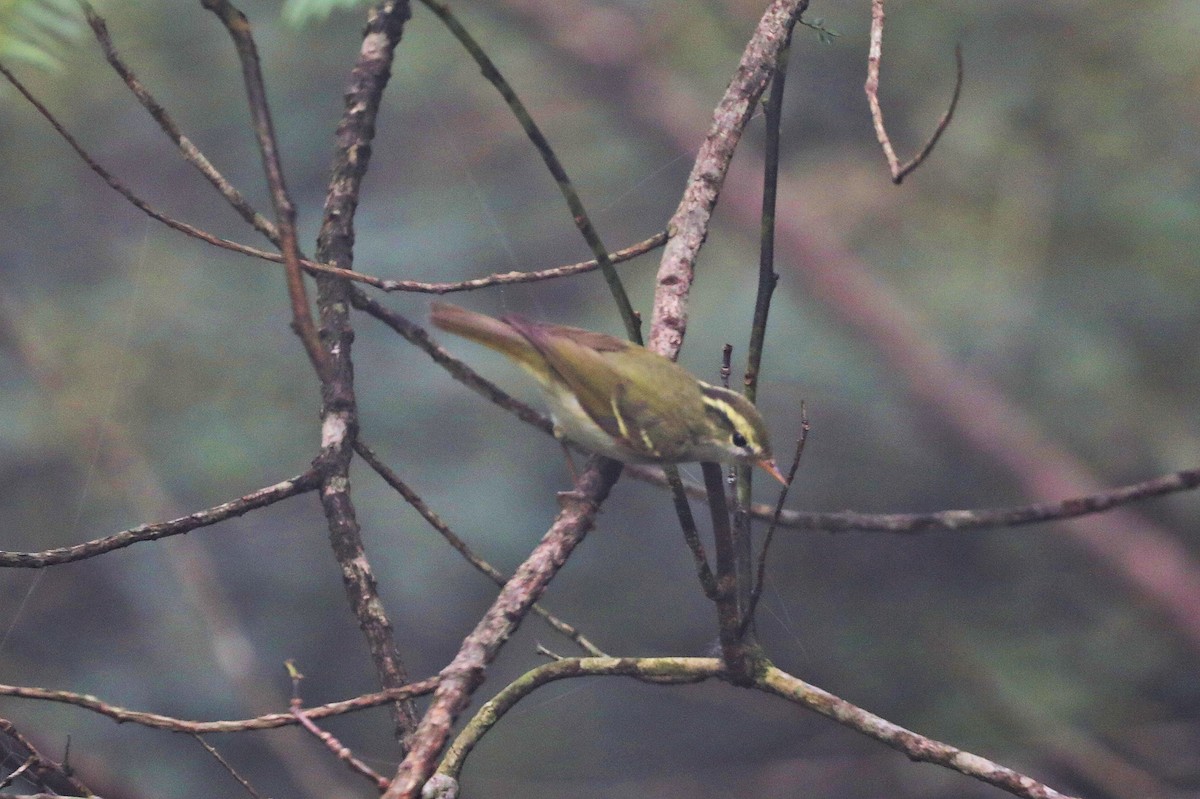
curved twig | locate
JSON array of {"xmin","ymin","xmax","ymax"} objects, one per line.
[
  {"xmin": 865, "ymin": 0, "xmax": 963, "ymax": 184},
  {"xmin": 434, "ymin": 656, "xmax": 1080, "ymax": 799}
]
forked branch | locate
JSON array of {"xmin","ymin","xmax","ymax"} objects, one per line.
[{"xmin": 865, "ymin": 0, "xmax": 963, "ymax": 184}]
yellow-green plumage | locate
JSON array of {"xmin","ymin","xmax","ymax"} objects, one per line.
[{"xmin": 430, "ymin": 302, "xmax": 786, "ymax": 484}]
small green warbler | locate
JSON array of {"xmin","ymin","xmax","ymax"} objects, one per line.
[{"xmin": 431, "ymin": 302, "xmax": 787, "ymax": 484}]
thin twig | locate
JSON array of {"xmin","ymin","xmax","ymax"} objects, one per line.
[
  {"xmin": 666, "ymin": 465, "xmax": 718, "ymax": 598},
  {"xmin": 865, "ymin": 0, "xmax": 963, "ymax": 184},
  {"xmin": 0, "ymin": 720, "xmax": 94, "ymax": 798},
  {"xmin": 80, "ymin": 1, "xmax": 278, "ymax": 242},
  {"xmin": 0, "ymin": 471, "xmax": 320, "ymax": 568},
  {"xmin": 291, "ymin": 705, "xmax": 389, "ymax": 789},
  {"xmin": 759, "ymin": 666, "xmax": 1079, "ymax": 799},
  {"xmin": 743, "ymin": 404, "xmax": 808, "ymax": 634},
  {"xmin": 0, "ymin": 678, "xmax": 438, "ymax": 733},
  {"xmin": 417, "ymin": 0, "xmax": 640, "ymax": 341},
  {"xmin": 769, "ymin": 466, "xmax": 1200, "ymax": 533},
  {"xmin": 732, "ymin": 21, "xmax": 796, "ymax": 637},
  {"xmin": 355, "ymin": 439, "xmax": 608, "ymax": 656},
  {"xmin": 202, "ymin": 0, "xmax": 329, "ymax": 379},
  {"xmin": 744, "ymin": 18, "xmax": 794, "ymax": 404},
  {"xmin": 351, "ymin": 289, "xmax": 553, "ymax": 434},
  {"xmin": 362, "ymin": 230, "xmax": 666, "ymax": 294},
  {"xmin": 631, "ymin": 464, "xmax": 1200, "ymax": 534},
  {"xmin": 193, "ymin": 735, "xmax": 267, "ymax": 799},
  {"xmin": 0, "ymin": 60, "xmax": 271, "ymax": 253},
  {"xmin": 2, "ymin": 48, "xmax": 661, "ymax": 299}
]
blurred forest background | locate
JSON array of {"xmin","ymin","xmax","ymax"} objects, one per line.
[{"xmin": 1, "ymin": 0, "xmax": 1199, "ymax": 797}]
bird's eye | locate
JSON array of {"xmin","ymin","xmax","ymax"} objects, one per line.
[{"xmin": 732, "ymin": 432, "xmax": 748, "ymax": 449}]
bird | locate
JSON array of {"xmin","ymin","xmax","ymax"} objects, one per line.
[{"xmin": 430, "ymin": 302, "xmax": 787, "ymax": 484}]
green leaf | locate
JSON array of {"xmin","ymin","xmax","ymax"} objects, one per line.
[{"xmin": 281, "ymin": 0, "xmax": 372, "ymax": 27}]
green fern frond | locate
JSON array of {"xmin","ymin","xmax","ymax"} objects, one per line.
[{"xmin": 0, "ymin": 0, "xmax": 83, "ymax": 71}]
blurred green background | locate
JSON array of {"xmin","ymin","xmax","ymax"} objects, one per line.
[{"xmin": 1, "ymin": 1, "xmax": 1198, "ymax": 797}]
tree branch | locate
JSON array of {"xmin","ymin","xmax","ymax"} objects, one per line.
[
  {"xmin": 865, "ymin": 0, "xmax": 963, "ymax": 184},
  {"xmin": 0, "ymin": 678, "xmax": 437, "ymax": 733},
  {"xmin": 0, "ymin": 471, "xmax": 320, "ymax": 568},
  {"xmin": 648, "ymin": 0, "xmax": 809, "ymax": 359},
  {"xmin": 383, "ymin": 458, "xmax": 623, "ymax": 799}
]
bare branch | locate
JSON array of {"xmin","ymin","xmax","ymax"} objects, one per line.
[
  {"xmin": 760, "ymin": 667, "xmax": 1080, "ymax": 799},
  {"xmin": 355, "ymin": 440, "xmax": 608, "ymax": 657},
  {"xmin": 351, "ymin": 289, "xmax": 554, "ymax": 435},
  {"xmin": 865, "ymin": 0, "xmax": 963, "ymax": 184},
  {"xmin": 702, "ymin": 462, "xmax": 755, "ymax": 682},
  {"xmin": 648, "ymin": 0, "xmax": 809, "ymax": 359},
  {"xmin": 0, "ymin": 678, "xmax": 437, "ymax": 734},
  {"xmin": 310, "ymin": 0, "xmax": 421, "ymax": 745},
  {"xmin": 0, "ymin": 60, "xmax": 271, "ymax": 257},
  {"xmin": 201, "ymin": 0, "xmax": 329, "ymax": 379},
  {"xmin": 291, "ymin": 706, "xmax": 389, "ymax": 789},
  {"xmin": 0, "ymin": 471, "xmax": 320, "ymax": 568},
  {"xmin": 193, "ymin": 735, "xmax": 267, "ymax": 799},
  {"xmin": 770, "ymin": 466, "xmax": 1200, "ymax": 533},
  {"xmin": 80, "ymin": 1, "xmax": 278, "ymax": 241},
  {"xmin": 744, "ymin": 405, "xmax": 809, "ymax": 633},
  {"xmin": 623, "ymin": 463, "xmax": 1200, "ymax": 534},
  {"xmin": 383, "ymin": 459, "xmax": 624, "ymax": 799},
  {"xmin": 417, "ymin": 0, "xmax": 639, "ymax": 340}
]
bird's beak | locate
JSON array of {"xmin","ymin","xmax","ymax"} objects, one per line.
[{"xmin": 757, "ymin": 457, "xmax": 789, "ymax": 486}]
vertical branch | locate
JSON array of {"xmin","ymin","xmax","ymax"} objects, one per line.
[
  {"xmin": 733, "ymin": 13, "xmax": 798, "ymax": 637},
  {"xmin": 702, "ymin": 462, "xmax": 753, "ymax": 683},
  {"xmin": 744, "ymin": 21, "xmax": 795, "ymax": 404},
  {"xmin": 864, "ymin": 0, "xmax": 900, "ymax": 176},
  {"xmin": 200, "ymin": 0, "xmax": 329, "ymax": 380},
  {"xmin": 310, "ymin": 0, "xmax": 421, "ymax": 744}
]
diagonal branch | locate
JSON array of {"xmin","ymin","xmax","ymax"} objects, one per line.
[
  {"xmin": 417, "ymin": 0, "xmax": 639, "ymax": 340},
  {"xmin": 0, "ymin": 471, "xmax": 320, "ymax": 568},
  {"xmin": 354, "ymin": 439, "xmax": 607, "ymax": 656},
  {"xmin": 80, "ymin": 0, "xmax": 278, "ymax": 242},
  {"xmin": 383, "ymin": 458, "xmax": 623, "ymax": 799},
  {"xmin": 648, "ymin": 0, "xmax": 809, "ymax": 359}
]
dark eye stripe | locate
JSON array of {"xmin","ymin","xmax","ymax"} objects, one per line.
[{"xmin": 701, "ymin": 395, "xmax": 736, "ymax": 430}]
